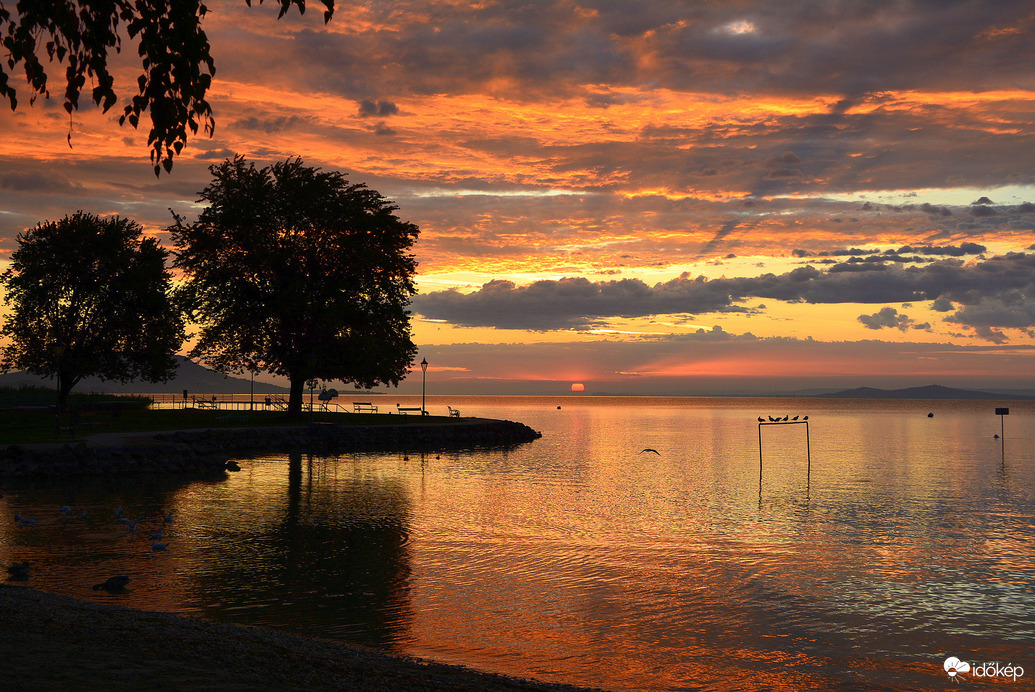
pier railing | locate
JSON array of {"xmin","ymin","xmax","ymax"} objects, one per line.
[{"xmin": 147, "ymin": 393, "xmax": 350, "ymax": 414}]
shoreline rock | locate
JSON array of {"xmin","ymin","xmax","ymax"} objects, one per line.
[{"xmin": 0, "ymin": 418, "xmax": 542, "ymax": 479}]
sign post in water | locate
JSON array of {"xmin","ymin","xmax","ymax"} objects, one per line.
[{"xmin": 995, "ymin": 407, "xmax": 1009, "ymax": 457}]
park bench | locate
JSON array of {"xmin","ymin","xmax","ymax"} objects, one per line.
[
  {"xmin": 396, "ymin": 405, "xmax": 427, "ymax": 416},
  {"xmin": 353, "ymin": 402, "xmax": 378, "ymax": 413},
  {"xmin": 448, "ymin": 406, "xmax": 461, "ymax": 418}
]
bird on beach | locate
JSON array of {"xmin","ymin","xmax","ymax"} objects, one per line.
[
  {"xmin": 115, "ymin": 505, "xmax": 123, "ymax": 520},
  {"xmin": 163, "ymin": 510, "xmax": 173, "ymax": 524},
  {"xmin": 151, "ymin": 541, "xmax": 168, "ymax": 551},
  {"xmin": 7, "ymin": 561, "xmax": 30, "ymax": 579},
  {"xmin": 118, "ymin": 515, "xmax": 145, "ymax": 531},
  {"xmin": 149, "ymin": 529, "xmax": 163, "ymax": 541},
  {"xmin": 14, "ymin": 511, "xmax": 35, "ymax": 526},
  {"xmin": 640, "ymin": 448, "xmax": 661, "ymax": 455},
  {"xmin": 58, "ymin": 505, "xmax": 72, "ymax": 515},
  {"xmin": 93, "ymin": 576, "xmax": 131, "ymax": 591}
]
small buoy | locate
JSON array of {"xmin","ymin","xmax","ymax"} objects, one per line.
[
  {"xmin": 927, "ymin": 412, "xmax": 934, "ymax": 418},
  {"xmin": 557, "ymin": 406, "xmax": 562, "ymax": 410},
  {"xmin": 994, "ymin": 434, "xmax": 1000, "ymax": 439}
]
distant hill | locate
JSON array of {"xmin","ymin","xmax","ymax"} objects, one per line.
[
  {"xmin": 0, "ymin": 356, "xmax": 289, "ymax": 395},
  {"xmin": 819, "ymin": 384, "xmax": 1033, "ymax": 400}
]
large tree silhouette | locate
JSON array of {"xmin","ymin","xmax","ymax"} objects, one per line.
[
  {"xmin": 0, "ymin": 212, "xmax": 185, "ymax": 411},
  {"xmin": 173, "ymin": 156, "xmax": 419, "ymax": 418},
  {"xmin": 0, "ymin": 0, "xmax": 334, "ymax": 175}
]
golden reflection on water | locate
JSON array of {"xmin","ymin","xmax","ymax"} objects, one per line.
[{"xmin": 1, "ymin": 396, "xmax": 1033, "ymax": 691}]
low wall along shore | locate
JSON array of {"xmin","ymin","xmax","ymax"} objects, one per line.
[{"xmin": 0, "ymin": 418, "xmax": 542, "ymax": 479}]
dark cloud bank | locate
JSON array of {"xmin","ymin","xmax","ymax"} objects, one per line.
[{"xmin": 413, "ymin": 253, "xmax": 1035, "ymax": 340}]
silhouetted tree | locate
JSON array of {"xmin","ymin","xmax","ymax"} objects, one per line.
[
  {"xmin": 173, "ymin": 156, "xmax": 419, "ymax": 418},
  {"xmin": 0, "ymin": 0, "xmax": 334, "ymax": 175},
  {"xmin": 0, "ymin": 212, "xmax": 185, "ymax": 411}
]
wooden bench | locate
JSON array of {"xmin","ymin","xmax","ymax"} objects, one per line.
[
  {"xmin": 396, "ymin": 406, "xmax": 427, "ymax": 416},
  {"xmin": 353, "ymin": 402, "xmax": 378, "ymax": 413},
  {"xmin": 448, "ymin": 406, "xmax": 461, "ymax": 418}
]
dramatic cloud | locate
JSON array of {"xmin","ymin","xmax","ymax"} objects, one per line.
[
  {"xmin": 0, "ymin": 1, "xmax": 1033, "ymax": 391},
  {"xmin": 858, "ymin": 307, "xmax": 930, "ymax": 332},
  {"xmin": 414, "ymin": 253, "xmax": 1035, "ymax": 337}
]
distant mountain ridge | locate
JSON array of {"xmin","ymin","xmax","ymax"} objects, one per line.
[
  {"xmin": 0, "ymin": 356, "xmax": 289, "ymax": 395},
  {"xmin": 819, "ymin": 384, "xmax": 1033, "ymax": 400}
]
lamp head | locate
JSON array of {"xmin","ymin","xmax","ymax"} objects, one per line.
[{"xmin": 420, "ymin": 357, "xmax": 428, "ymax": 373}]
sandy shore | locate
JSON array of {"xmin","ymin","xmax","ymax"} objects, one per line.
[{"xmin": 1, "ymin": 584, "xmax": 603, "ymax": 691}]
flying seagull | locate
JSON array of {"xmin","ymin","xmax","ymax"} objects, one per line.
[{"xmin": 640, "ymin": 448, "xmax": 661, "ymax": 455}]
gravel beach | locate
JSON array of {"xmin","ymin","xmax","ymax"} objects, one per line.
[{"xmin": 0, "ymin": 584, "xmax": 602, "ymax": 691}]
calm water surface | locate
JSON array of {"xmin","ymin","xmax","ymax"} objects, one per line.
[{"xmin": 2, "ymin": 396, "xmax": 1033, "ymax": 691}]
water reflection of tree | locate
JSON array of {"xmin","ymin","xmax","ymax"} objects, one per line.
[{"xmin": 188, "ymin": 451, "xmax": 413, "ymax": 650}]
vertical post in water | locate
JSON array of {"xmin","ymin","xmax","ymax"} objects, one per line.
[
  {"xmin": 805, "ymin": 420, "xmax": 811, "ymax": 478},
  {"xmin": 995, "ymin": 407, "xmax": 1009, "ymax": 459},
  {"xmin": 758, "ymin": 422, "xmax": 763, "ymax": 487}
]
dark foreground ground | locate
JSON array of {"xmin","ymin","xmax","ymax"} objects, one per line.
[{"xmin": 0, "ymin": 584, "xmax": 603, "ymax": 691}]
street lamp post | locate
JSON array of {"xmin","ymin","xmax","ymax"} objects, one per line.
[
  {"xmin": 421, "ymin": 357, "xmax": 428, "ymax": 415},
  {"xmin": 51, "ymin": 340, "xmax": 66, "ymax": 415}
]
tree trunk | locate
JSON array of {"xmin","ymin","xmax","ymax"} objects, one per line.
[
  {"xmin": 57, "ymin": 372, "xmax": 76, "ymax": 414},
  {"xmin": 287, "ymin": 374, "xmax": 306, "ymax": 419}
]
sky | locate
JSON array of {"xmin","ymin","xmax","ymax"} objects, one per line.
[{"xmin": 1, "ymin": 0, "xmax": 1034, "ymax": 396}]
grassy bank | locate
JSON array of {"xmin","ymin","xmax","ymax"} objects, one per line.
[{"xmin": 0, "ymin": 395, "xmax": 449, "ymax": 445}]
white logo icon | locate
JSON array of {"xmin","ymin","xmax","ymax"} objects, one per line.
[{"xmin": 944, "ymin": 657, "xmax": 971, "ymax": 680}]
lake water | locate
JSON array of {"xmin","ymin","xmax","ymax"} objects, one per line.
[{"xmin": 2, "ymin": 396, "xmax": 1033, "ymax": 691}]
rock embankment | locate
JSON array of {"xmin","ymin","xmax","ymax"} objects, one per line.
[{"xmin": 0, "ymin": 418, "xmax": 541, "ymax": 479}]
